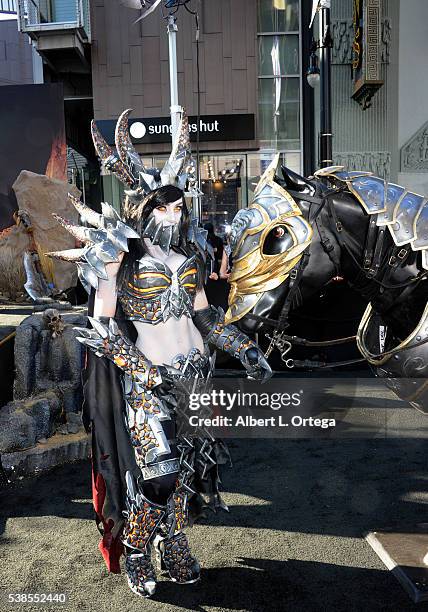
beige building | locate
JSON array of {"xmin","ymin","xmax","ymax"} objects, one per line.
[
  {"xmin": 15, "ymin": 0, "xmax": 307, "ymax": 232},
  {"xmin": 11, "ymin": 0, "xmax": 428, "ymax": 226}
]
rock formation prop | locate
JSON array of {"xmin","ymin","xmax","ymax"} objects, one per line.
[
  {"xmin": 0, "ymin": 171, "xmax": 81, "ymax": 301},
  {"xmin": 0, "ymin": 225, "xmax": 28, "ymax": 301},
  {"xmin": 0, "ymin": 312, "xmax": 86, "ymax": 454}
]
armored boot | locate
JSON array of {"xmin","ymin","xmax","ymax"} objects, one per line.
[
  {"xmin": 157, "ymin": 531, "xmax": 201, "ymax": 584},
  {"xmin": 124, "ymin": 548, "xmax": 157, "ymax": 598},
  {"xmin": 156, "ymin": 490, "xmax": 201, "ymax": 584},
  {"xmin": 122, "ymin": 473, "xmax": 166, "ymax": 597}
]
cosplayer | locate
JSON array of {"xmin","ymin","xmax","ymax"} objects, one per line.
[{"xmin": 48, "ymin": 109, "xmax": 271, "ymax": 597}]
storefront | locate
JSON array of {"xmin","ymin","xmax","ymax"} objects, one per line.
[{"xmin": 93, "ymin": 0, "xmax": 305, "ymax": 237}]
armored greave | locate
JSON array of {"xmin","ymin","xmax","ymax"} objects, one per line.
[
  {"xmin": 156, "ymin": 482, "xmax": 201, "ymax": 584},
  {"xmin": 122, "ymin": 452, "xmax": 200, "ymax": 591},
  {"xmin": 121, "ymin": 346, "xmax": 227, "ymax": 594},
  {"xmin": 122, "ymin": 471, "xmax": 165, "ymax": 597}
]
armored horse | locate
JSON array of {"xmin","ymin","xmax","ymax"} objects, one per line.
[{"xmin": 225, "ymin": 156, "xmax": 428, "ymax": 412}]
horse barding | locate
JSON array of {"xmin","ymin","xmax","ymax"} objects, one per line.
[{"xmin": 224, "ymin": 156, "xmax": 428, "ymax": 412}]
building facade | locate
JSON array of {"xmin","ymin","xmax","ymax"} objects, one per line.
[
  {"xmin": 0, "ymin": 14, "xmax": 33, "ymax": 85},
  {"xmin": 328, "ymin": 0, "xmax": 399, "ymax": 181},
  {"xmin": 10, "ymin": 0, "xmax": 428, "ymax": 226},
  {"xmin": 328, "ymin": 0, "xmax": 428, "ymax": 198},
  {"xmin": 89, "ymin": 0, "xmax": 308, "ymax": 234}
]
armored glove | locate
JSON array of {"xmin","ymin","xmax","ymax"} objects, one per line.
[
  {"xmin": 193, "ymin": 306, "xmax": 272, "ymax": 381},
  {"xmin": 75, "ymin": 317, "xmax": 182, "ymax": 390}
]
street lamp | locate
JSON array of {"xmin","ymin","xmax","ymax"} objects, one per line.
[
  {"xmin": 309, "ymin": 0, "xmax": 333, "ymax": 169},
  {"xmin": 306, "ymin": 41, "xmax": 320, "ymax": 89}
]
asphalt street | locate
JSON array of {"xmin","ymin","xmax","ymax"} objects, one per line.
[{"xmin": 1, "ymin": 433, "xmax": 427, "ymax": 612}]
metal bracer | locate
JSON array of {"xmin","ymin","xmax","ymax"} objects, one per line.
[
  {"xmin": 193, "ymin": 306, "xmax": 272, "ymax": 381},
  {"xmin": 75, "ymin": 316, "xmax": 169, "ymax": 388}
]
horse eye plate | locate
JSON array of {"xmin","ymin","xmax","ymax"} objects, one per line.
[{"xmin": 263, "ymin": 225, "xmax": 293, "ymax": 255}]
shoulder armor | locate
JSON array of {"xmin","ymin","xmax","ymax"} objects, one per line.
[
  {"xmin": 314, "ymin": 166, "xmax": 373, "ymax": 182},
  {"xmin": 187, "ymin": 217, "xmax": 213, "ymax": 258},
  {"xmin": 314, "ymin": 166, "xmax": 428, "ymax": 264},
  {"xmin": 46, "ymin": 194, "xmax": 139, "ymax": 292}
]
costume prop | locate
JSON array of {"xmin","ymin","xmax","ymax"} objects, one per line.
[
  {"xmin": 48, "ymin": 108, "xmax": 271, "ymax": 597},
  {"xmin": 226, "ymin": 158, "xmax": 428, "ymax": 411}
]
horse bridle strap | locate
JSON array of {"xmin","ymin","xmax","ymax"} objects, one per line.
[
  {"xmin": 244, "ymin": 310, "xmax": 356, "ymax": 346},
  {"xmin": 277, "ymin": 250, "xmax": 311, "ymax": 330},
  {"xmin": 362, "ymin": 214, "xmax": 386, "ymax": 277},
  {"xmin": 315, "ymin": 212, "xmax": 341, "ymax": 276}
]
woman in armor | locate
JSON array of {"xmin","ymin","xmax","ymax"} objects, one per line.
[{"xmin": 49, "ymin": 110, "xmax": 271, "ymax": 597}]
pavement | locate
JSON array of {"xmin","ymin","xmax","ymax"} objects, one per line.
[
  {"xmin": 1, "ymin": 434, "xmax": 427, "ymax": 612},
  {"xmin": 0, "ymin": 303, "xmax": 37, "ymax": 330}
]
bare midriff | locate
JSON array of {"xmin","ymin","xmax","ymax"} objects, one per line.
[{"xmin": 133, "ymin": 315, "xmax": 205, "ymax": 366}]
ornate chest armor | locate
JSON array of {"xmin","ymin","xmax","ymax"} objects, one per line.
[{"xmin": 118, "ymin": 255, "xmax": 199, "ymax": 324}]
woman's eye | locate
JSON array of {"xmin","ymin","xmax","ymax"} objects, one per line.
[
  {"xmin": 262, "ymin": 225, "xmax": 293, "ymax": 255},
  {"xmin": 156, "ymin": 206, "xmax": 166, "ymax": 212},
  {"xmin": 174, "ymin": 206, "xmax": 182, "ymax": 212}
]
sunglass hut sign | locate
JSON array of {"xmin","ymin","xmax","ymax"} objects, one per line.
[{"xmin": 97, "ymin": 114, "xmax": 255, "ymax": 145}]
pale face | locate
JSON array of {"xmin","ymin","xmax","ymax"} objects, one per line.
[{"xmin": 151, "ymin": 197, "xmax": 183, "ymax": 227}]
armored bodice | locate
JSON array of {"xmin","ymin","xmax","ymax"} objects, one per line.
[{"xmin": 118, "ymin": 255, "xmax": 199, "ymax": 324}]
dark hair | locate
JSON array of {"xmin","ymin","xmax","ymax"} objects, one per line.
[{"xmin": 117, "ymin": 185, "xmax": 204, "ymax": 292}]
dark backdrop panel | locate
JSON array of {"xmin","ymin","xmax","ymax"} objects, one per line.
[{"xmin": 0, "ymin": 83, "xmax": 66, "ymax": 231}]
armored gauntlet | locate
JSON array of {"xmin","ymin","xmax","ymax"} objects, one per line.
[
  {"xmin": 193, "ymin": 306, "xmax": 272, "ymax": 381},
  {"xmin": 75, "ymin": 317, "xmax": 181, "ymax": 389}
]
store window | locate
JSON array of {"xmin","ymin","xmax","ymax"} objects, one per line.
[
  {"xmin": 258, "ymin": 0, "xmax": 299, "ymax": 31},
  {"xmin": 199, "ymin": 155, "xmax": 246, "ymax": 240},
  {"xmin": 257, "ymin": 0, "xmax": 302, "ymax": 167},
  {"xmin": 258, "ymin": 78, "xmax": 300, "ymax": 149},
  {"xmin": 258, "ymin": 34, "xmax": 299, "ymax": 76}
]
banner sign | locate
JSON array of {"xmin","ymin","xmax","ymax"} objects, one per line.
[{"xmin": 96, "ymin": 113, "xmax": 255, "ymax": 145}]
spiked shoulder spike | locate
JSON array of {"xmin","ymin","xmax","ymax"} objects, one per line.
[
  {"xmin": 115, "ymin": 108, "xmax": 144, "ymax": 174},
  {"xmin": 46, "ymin": 193, "xmax": 139, "ymax": 293}
]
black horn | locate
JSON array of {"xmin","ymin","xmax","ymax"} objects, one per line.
[{"xmin": 280, "ymin": 165, "xmax": 314, "ymax": 193}]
